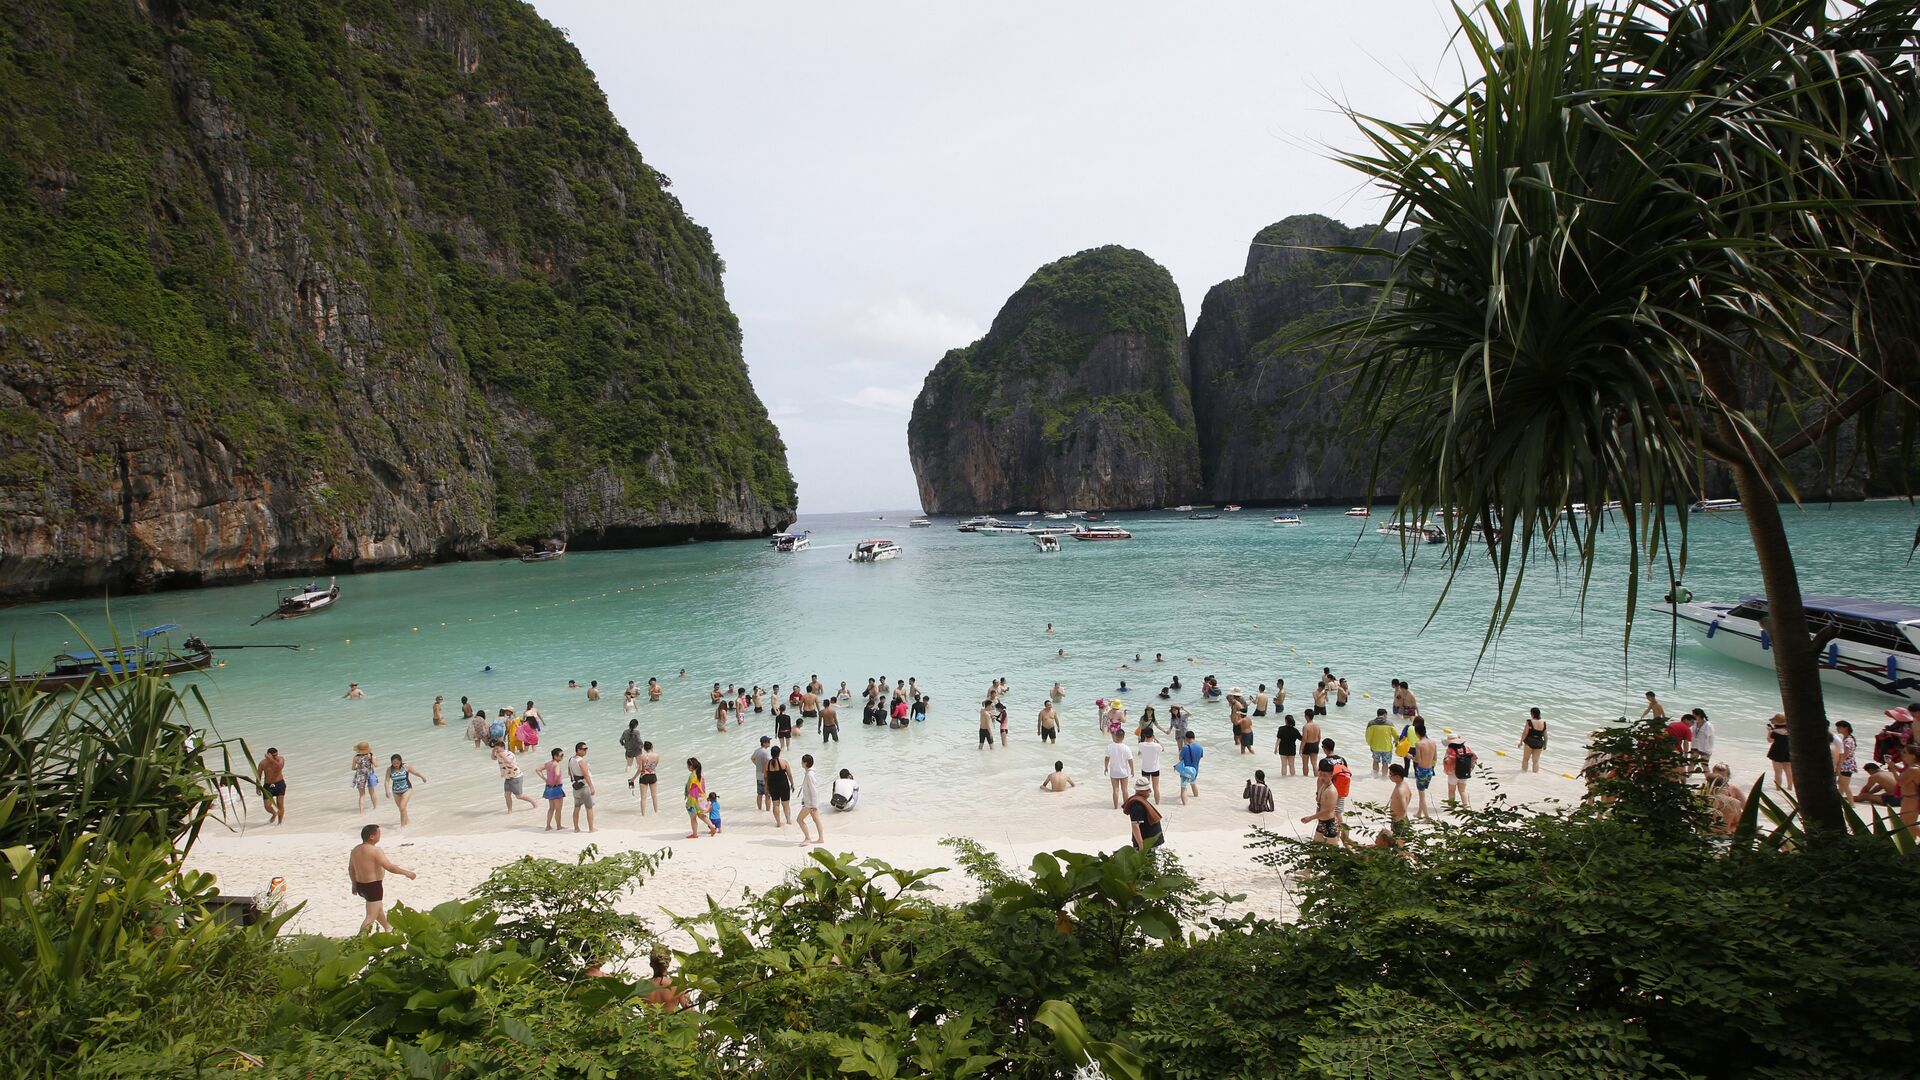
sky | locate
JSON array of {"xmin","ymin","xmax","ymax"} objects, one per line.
[{"xmin": 532, "ymin": 1, "xmax": 1465, "ymax": 513}]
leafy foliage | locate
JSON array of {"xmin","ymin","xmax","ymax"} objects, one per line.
[{"xmin": 468, "ymin": 843, "xmax": 669, "ymax": 975}]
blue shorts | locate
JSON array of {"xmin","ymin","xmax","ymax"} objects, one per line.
[
  {"xmin": 1372, "ymin": 750, "xmax": 1392, "ymax": 768},
  {"xmin": 1414, "ymin": 766, "xmax": 1434, "ymax": 791}
]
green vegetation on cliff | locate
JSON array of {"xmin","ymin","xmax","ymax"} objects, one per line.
[{"xmin": 0, "ymin": 0, "xmax": 792, "ymax": 563}]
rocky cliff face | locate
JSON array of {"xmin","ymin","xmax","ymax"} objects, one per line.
[
  {"xmin": 1189, "ymin": 215, "xmax": 1408, "ymax": 504},
  {"xmin": 908, "ymin": 247, "xmax": 1201, "ymax": 513},
  {"xmin": 0, "ymin": 0, "xmax": 794, "ymax": 602}
]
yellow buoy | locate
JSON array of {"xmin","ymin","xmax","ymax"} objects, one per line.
[
  {"xmin": 1561, "ymin": 772, "xmax": 1577, "ymax": 779},
  {"xmin": 1494, "ymin": 749, "xmax": 1507, "ymax": 756},
  {"xmin": 1362, "ymin": 693, "xmax": 1371, "ymax": 699}
]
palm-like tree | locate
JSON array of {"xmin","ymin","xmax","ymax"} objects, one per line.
[{"xmin": 1320, "ymin": 0, "xmax": 1918, "ymax": 837}]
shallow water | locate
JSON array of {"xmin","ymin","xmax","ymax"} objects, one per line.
[{"xmin": 3, "ymin": 500, "xmax": 1914, "ymax": 834}]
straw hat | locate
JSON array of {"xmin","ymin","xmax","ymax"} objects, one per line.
[{"xmin": 354, "ymin": 741, "xmax": 371, "ymax": 752}]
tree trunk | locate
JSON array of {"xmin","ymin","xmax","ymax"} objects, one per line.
[{"xmin": 1698, "ymin": 347, "xmax": 1845, "ymax": 839}]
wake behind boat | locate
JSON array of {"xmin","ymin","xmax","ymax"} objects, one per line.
[{"xmin": 1664, "ymin": 592, "xmax": 1920, "ymax": 699}]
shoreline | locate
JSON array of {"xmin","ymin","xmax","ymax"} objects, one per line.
[{"xmin": 187, "ymin": 741, "xmax": 1783, "ymax": 939}]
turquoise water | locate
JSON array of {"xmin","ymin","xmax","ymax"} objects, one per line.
[{"xmin": 3, "ymin": 501, "xmax": 1915, "ymax": 832}]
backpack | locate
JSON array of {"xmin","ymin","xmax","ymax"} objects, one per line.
[
  {"xmin": 1454, "ymin": 747, "xmax": 1476, "ymax": 779},
  {"xmin": 1330, "ymin": 762, "xmax": 1353, "ymax": 798}
]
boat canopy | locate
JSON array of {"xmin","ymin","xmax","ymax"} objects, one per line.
[
  {"xmin": 137, "ymin": 624, "xmax": 180, "ymax": 638},
  {"xmin": 1742, "ymin": 595, "xmax": 1920, "ymax": 625}
]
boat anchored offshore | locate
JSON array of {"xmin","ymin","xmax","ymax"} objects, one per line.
[
  {"xmin": 1034, "ymin": 533, "xmax": 1061, "ymax": 552},
  {"xmin": 1272, "ymin": 513, "xmax": 1304, "ymax": 527},
  {"xmin": 909, "ymin": 518, "xmax": 934, "ymax": 528},
  {"xmin": 520, "ymin": 543, "xmax": 566, "ymax": 563},
  {"xmin": 256, "ymin": 577, "xmax": 339, "ymax": 623},
  {"xmin": 1187, "ymin": 512, "xmax": 1220, "ymax": 520},
  {"xmin": 1345, "ymin": 507, "xmax": 1371, "ymax": 518},
  {"xmin": 1663, "ymin": 592, "xmax": 1920, "ymax": 699},
  {"xmin": 1377, "ymin": 522, "xmax": 1446, "ymax": 545},
  {"xmin": 0, "ymin": 625, "xmax": 214, "ymax": 691},
  {"xmin": 850, "ymin": 538, "xmax": 902, "ymax": 562},
  {"xmin": 1691, "ymin": 498, "xmax": 1743, "ymax": 514},
  {"xmin": 771, "ymin": 531, "xmax": 811, "ymax": 552},
  {"xmin": 1070, "ymin": 524, "xmax": 1133, "ymax": 541}
]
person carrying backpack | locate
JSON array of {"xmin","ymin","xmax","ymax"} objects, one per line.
[{"xmin": 1445, "ymin": 735, "xmax": 1477, "ymax": 808}]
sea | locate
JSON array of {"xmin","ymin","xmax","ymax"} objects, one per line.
[{"xmin": 3, "ymin": 501, "xmax": 1915, "ymax": 833}]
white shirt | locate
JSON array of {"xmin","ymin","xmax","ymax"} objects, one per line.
[
  {"xmin": 1692, "ymin": 719, "xmax": 1714, "ymax": 756},
  {"xmin": 1136, "ymin": 741, "xmax": 1163, "ymax": 774},
  {"xmin": 832, "ymin": 777, "xmax": 859, "ymax": 801},
  {"xmin": 1106, "ymin": 743, "xmax": 1134, "ymax": 779},
  {"xmin": 800, "ymin": 769, "xmax": 818, "ymax": 808}
]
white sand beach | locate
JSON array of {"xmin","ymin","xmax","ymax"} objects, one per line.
[{"xmin": 187, "ymin": 742, "xmax": 1782, "ymax": 938}]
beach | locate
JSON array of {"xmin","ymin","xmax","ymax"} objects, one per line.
[{"xmin": 187, "ymin": 740, "xmax": 1784, "ymax": 937}]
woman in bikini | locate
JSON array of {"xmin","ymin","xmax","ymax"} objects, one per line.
[{"xmin": 540, "ymin": 747, "xmax": 567, "ymax": 831}]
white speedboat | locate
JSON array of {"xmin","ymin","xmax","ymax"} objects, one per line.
[
  {"xmin": 1377, "ymin": 522, "xmax": 1446, "ymax": 544},
  {"xmin": 1171, "ymin": 504, "xmax": 1195, "ymax": 512},
  {"xmin": 1664, "ymin": 593, "xmax": 1920, "ymax": 699},
  {"xmin": 956, "ymin": 516, "xmax": 1005, "ymax": 532},
  {"xmin": 1015, "ymin": 510, "xmax": 1040, "ymax": 517},
  {"xmin": 1043, "ymin": 511, "xmax": 1070, "ymax": 520},
  {"xmin": 1345, "ymin": 507, "xmax": 1371, "ymax": 518},
  {"xmin": 1034, "ymin": 534, "xmax": 1061, "ymax": 552},
  {"xmin": 1272, "ymin": 513, "xmax": 1303, "ymax": 527},
  {"xmin": 975, "ymin": 523, "xmax": 1034, "ymax": 535},
  {"xmin": 1225, "ymin": 504, "xmax": 1243, "ymax": 512},
  {"xmin": 909, "ymin": 518, "xmax": 933, "ymax": 528},
  {"xmin": 1691, "ymin": 498, "xmax": 1743, "ymax": 514},
  {"xmin": 771, "ymin": 532, "xmax": 810, "ymax": 552},
  {"xmin": 1069, "ymin": 525, "xmax": 1133, "ymax": 541},
  {"xmin": 850, "ymin": 539, "xmax": 901, "ymax": 562}
]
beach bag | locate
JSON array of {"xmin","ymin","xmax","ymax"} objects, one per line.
[
  {"xmin": 1454, "ymin": 749, "xmax": 1476, "ymax": 779},
  {"xmin": 1395, "ymin": 726, "xmax": 1416, "ymax": 757},
  {"xmin": 1330, "ymin": 762, "xmax": 1353, "ymax": 798},
  {"xmin": 1175, "ymin": 762, "xmax": 1198, "ymax": 784},
  {"xmin": 830, "ymin": 791, "xmax": 849, "ymax": 810}
]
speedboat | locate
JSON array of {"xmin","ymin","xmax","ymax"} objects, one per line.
[
  {"xmin": 520, "ymin": 544, "xmax": 566, "ymax": 563},
  {"xmin": 1377, "ymin": 522, "xmax": 1446, "ymax": 544},
  {"xmin": 1043, "ymin": 511, "xmax": 1070, "ymax": 520},
  {"xmin": 1691, "ymin": 498, "xmax": 1743, "ymax": 514},
  {"xmin": 0, "ymin": 625, "xmax": 213, "ymax": 691},
  {"xmin": 1272, "ymin": 513, "xmax": 1303, "ymax": 527},
  {"xmin": 1188, "ymin": 512, "xmax": 1220, "ymax": 520},
  {"xmin": 772, "ymin": 532, "xmax": 810, "ymax": 552},
  {"xmin": 1015, "ymin": 510, "xmax": 1040, "ymax": 517},
  {"xmin": 1345, "ymin": 507, "xmax": 1371, "ymax": 518},
  {"xmin": 263, "ymin": 577, "xmax": 340, "ymax": 617},
  {"xmin": 1663, "ymin": 593, "xmax": 1920, "ymax": 699},
  {"xmin": 909, "ymin": 518, "xmax": 933, "ymax": 528},
  {"xmin": 1034, "ymin": 534, "xmax": 1061, "ymax": 552},
  {"xmin": 956, "ymin": 515, "xmax": 1002, "ymax": 532},
  {"xmin": 1225, "ymin": 504, "xmax": 1243, "ymax": 512},
  {"xmin": 1070, "ymin": 525, "xmax": 1133, "ymax": 541},
  {"xmin": 975, "ymin": 523, "xmax": 1034, "ymax": 535},
  {"xmin": 1171, "ymin": 504, "xmax": 1195, "ymax": 512},
  {"xmin": 850, "ymin": 538, "xmax": 901, "ymax": 562}
]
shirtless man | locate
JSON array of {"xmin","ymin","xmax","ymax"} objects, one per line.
[
  {"xmin": 1040, "ymin": 760, "xmax": 1077, "ymax": 792},
  {"xmin": 1311, "ymin": 681, "xmax": 1329, "ymax": 717},
  {"xmin": 1301, "ymin": 766, "xmax": 1340, "ymax": 845},
  {"xmin": 1400, "ymin": 682, "xmax": 1418, "ymax": 718},
  {"xmin": 978, "ymin": 699, "xmax": 996, "ymax": 750},
  {"xmin": 648, "ymin": 677, "xmax": 662, "ymax": 701},
  {"xmin": 1901, "ymin": 743, "xmax": 1920, "ymax": 828},
  {"xmin": 1412, "ymin": 720, "xmax": 1438, "ymax": 819},
  {"xmin": 432, "ymin": 696, "xmax": 445, "ymax": 726},
  {"xmin": 1388, "ymin": 763, "xmax": 1412, "ymax": 841},
  {"xmin": 258, "ymin": 747, "xmax": 288, "ymax": 824},
  {"xmin": 348, "ymin": 824, "xmax": 415, "ymax": 933},
  {"xmin": 1038, "ymin": 700, "xmax": 1059, "ymax": 743},
  {"xmin": 1253, "ymin": 685, "xmax": 1270, "ymax": 719},
  {"xmin": 1639, "ymin": 690, "xmax": 1666, "ymax": 721},
  {"xmin": 819, "ymin": 698, "xmax": 840, "ymax": 742},
  {"xmin": 1271, "ymin": 678, "xmax": 1285, "ymax": 715},
  {"xmin": 1853, "ymin": 762, "xmax": 1901, "ymax": 810},
  {"xmin": 344, "ymin": 683, "xmax": 366, "ymax": 699},
  {"xmin": 800, "ymin": 689, "xmax": 820, "ymax": 732},
  {"xmin": 1301, "ymin": 713, "xmax": 1323, "ymax": 775},
  {"xmin": 1051, "ymin": 681, "xmax": 1065, "ymax": 701}
]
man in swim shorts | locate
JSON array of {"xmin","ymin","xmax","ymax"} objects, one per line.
[
  {"xmin": 257, "ymin": 746, "xmax": 288, "ymax": 825},
  {"xmin": 1412, "ymin": 719, "xmax": 1437, "ymax": 820},
  {"xmin": 348, "ymin": 823, "xmax": 415, "ymax": 933},
  {"xmin": 1301, "ymin": 764, "xmax": 1340, "ymax": 844}
]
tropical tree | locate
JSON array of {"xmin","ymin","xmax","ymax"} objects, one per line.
[{"xmin": 1320, "ymin": 0, "xmax": 1919, "ymax": 837}]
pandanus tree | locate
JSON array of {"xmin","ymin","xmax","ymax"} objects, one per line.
[{"xmin": 1320, "ymin": 0, "xmax": 1919, "ymax": 838}]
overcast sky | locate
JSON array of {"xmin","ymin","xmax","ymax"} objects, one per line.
[{"xmin": 532, "ymin": 1, "xmax": 1463, "ymax": 513}]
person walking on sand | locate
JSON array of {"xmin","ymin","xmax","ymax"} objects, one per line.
[
  {"xmin": 751, "ymin": 736, "xmax": 773, "ymax": 811},
  {"xmin": 683, "ymin": 758, "xmax": 712, "ymax": 839},
  {"xmin": 621, "ymin": 719, "xmax": 644, "ymax": 788},
  {"xmin": 258, "ymin": 747, "xmax": 288, "ymax": 825},
  {"xmin": 349, "ymin": 823, "xmax": 415, "ymax": 933},
  {"xmin": 387, "ymin": 754, "xmax": 426, "ymax": 827},
  {"xmin": 492, "ymin": 738, "xmax": 536, "ymax": 813},
  {"xmin": 1177, "ymin": 730, "xmax": 1204, "ymax": 804},
  {"xmin": 1302, "ymin": 767, "xmax": 1339, "ymax": 845},
  {"xmin": 1123, "ymin": 777, "xmax": 1163, "ymax": 852},
  {"xmin": 540, "ymin": 748, "xmax": 567, "ymax": 831},
  {"xmin": 795, "ymin": 753, "xmax": 824, "ymax": 846},
  {"xmin": 636, "ymin": 741, "xmax": 660, "ymax": 814},
  {"xmin": 1136, "ymin": 727, "xmax": 1165, "ymax": 803},
  {"xmin": 1104, "ymin": 730, "xmax": 1135, "ymax": 809},
  {"xmin": 432, "ymin": 695, "xmax": 445, "ymax": 726},
  {"xmin": 567, "ymin": 741, "xmax": 597, "ymax": 833},
  {"xmin": 1412, "ymin": 720, "xmax": 1438, "ymax": 819},
  {"xmin": 1834, "ymin": 720, "xmax": 1859, "ymax": 799},
  {"xmin": 1766, "ymin": 713, "xmax": 1794, "ymax": 792},
  {"xmin": 1444, "ymin": 735, "xmax": 1477, "ymax": 809},
  {"xmin": 1518, "ymin": 707, "xmax": 1548, "ymax": 773},
  {"xmin": 350, "ymin": 742, "xmax": 379, "ymax": 811},
  {"xmin": 765, "ymin": 745, "xmax": 794, "ymax": 828}
]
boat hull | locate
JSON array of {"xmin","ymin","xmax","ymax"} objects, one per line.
[
  {"xmin": 0, "ymin": 651, "xmax": 214, "ymax": 691},
  {"xmin": 274, "ymin": 588, "xmax": 340, "ymax": 617},
  {"xmin": 1666, "ymin": 602, "xmax": 1920, "ymax": 699}
]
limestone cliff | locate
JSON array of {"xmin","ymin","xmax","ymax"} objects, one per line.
[
  {"xmin": 908, "ymin": 247, "xmax": 1201, "ymax": 513},
  {"xmin": 0, "ymin": 0, "xmax": 794, "ymax": 602},
  {"xmin": 1188, "ymin": 215, "xmax": 1407, "ymax": 505}
]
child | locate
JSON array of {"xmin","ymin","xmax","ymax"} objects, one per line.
[{"xmin": 706, "ymin": 791, "xmax": 723, "ymax": 833}]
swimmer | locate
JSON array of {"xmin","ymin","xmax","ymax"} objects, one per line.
[
  {"xmin": 1040, "ymin": 760, "xmax": 1077, "ymax": 792},
  {"xmin": 1051, "ymin": 681, "xmax": 1065, "ymax": 701},
  {"xmin": 1154, "ymin": 653, "xmax": 1164, "ymax": 663},
  {"xmin": 344, "ymin": 683, "xmax": 366, "ymax": 699},
  {"xmin": 1046, "ymin": 623, "xmax": 1054, "ymax": 633},
  {"xmin": 1058, "ymin": 648, "xmax": 1066, "ymax": 658},
  {"xmin": 1117, "ymin": 680, "xmax": 1129, "ymax": 693}
]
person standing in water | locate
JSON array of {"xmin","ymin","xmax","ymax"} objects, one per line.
[
  {"xmin": 621, "ymin": 719, "xmax": 644, "ymax": 788},
  {"xmin": 795, "ymin": 753, "xmax": 824, "ymax": 846},
  {"xmin": 348, "ymin": 823, "xmax": 414, "ymax": 933},
  {"xmin": 1274, "ymin": 715, "xmax": 1301, "ymax": 774},
  {"xmin": 351, "ymin": 743, "xmax": 379, "ymax": 811},
  {"xmin": 1300, "ymin": 714, "xmax": 1322, "ymax": 776},
  {"xmin": 1177, "ymin": 731, "xmax": 1204, "ymax": 804},
  {"xmin": 978, "ymin": 699, "xmax": 996, "ymax": 750},
  {"xmin": 1518, "ymin": 707, "xmax": 1548, "ymax": 772},
  {"xmin": 1412, "ymin": 719, "xmax": 1438, "ymax": 819},
  {"xmin": 387, "ymin": 754, "xmax": 427, "ymax": 827},
  {"xmin": 431, "ymin": 696, "xmax": 445, "ymax": 726},
  {"xmin": 820, "ymin": 697, "xmax": 840, "ymax": 742},
  {"xmin": 636, "ymin": 741, "xmax": 660, "ymax": 814}
]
